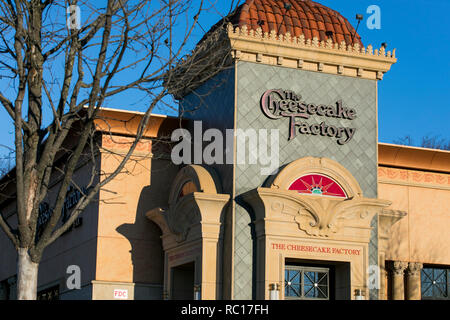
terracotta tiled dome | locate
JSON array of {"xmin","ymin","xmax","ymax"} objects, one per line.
[{"xmin": 221, "ymin": 0, "xmax": 363, "ymax": 46}]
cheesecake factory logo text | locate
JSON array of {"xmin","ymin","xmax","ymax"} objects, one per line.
[{"xmin": 261, "ymin": 89, "xmax": 357, "ymax": 145}]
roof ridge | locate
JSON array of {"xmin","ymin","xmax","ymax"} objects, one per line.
[{"xmin": 210, "ymin": 0, "xmax": 362, "ymax": 47}]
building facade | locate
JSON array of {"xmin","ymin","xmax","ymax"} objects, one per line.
[{"xmin": 1, "ymin": 0, "xmax": 449, "ymax": 301}]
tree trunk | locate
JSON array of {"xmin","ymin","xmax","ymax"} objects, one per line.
[{"xmin": 17, "ymin": 248, "xmax": 39, "ymax": 300}]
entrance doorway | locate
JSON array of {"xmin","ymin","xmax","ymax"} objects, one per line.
[
  {"xmin": 284, "ymin": 259, "xmax": 351, "ymax": 300},
  {"xmin": 171, "ymin": 261, "xmax": 195, "ymax": 300}
]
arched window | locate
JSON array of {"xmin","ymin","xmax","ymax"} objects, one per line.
[
  {"xmin": 288, "ymin": 174, "xmax": 347, "ymax": 198},
  {"xmin": 177, "ymin": 180, "xmax": 198, "ymax": 200}
]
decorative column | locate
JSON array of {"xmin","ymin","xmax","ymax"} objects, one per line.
[
  {"xmin": 391, "ymin": 261, "xmax": 408, "ymax": 300},
  {"xmin": 378, "ymin": 209, "xmax": 407, "ymax": 300},
  {"xmin": 406, "ymin": 262, "xmax": 423, "ymax": 300}
]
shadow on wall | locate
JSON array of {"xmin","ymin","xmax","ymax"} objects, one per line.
[
  {"xmin": 387, "ymin": 218, "xmax": 445, "ymax": 265},
  {"xmin": 116, "ymin": 158, "xmax": 179, "ymax": 300}
]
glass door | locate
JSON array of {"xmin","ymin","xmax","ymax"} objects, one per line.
[{"xmin": 285, "ymin": 266, "xmax": 330, "ymax": 300}]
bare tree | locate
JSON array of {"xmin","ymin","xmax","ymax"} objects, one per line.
[
  {"xmin": 420, "ymin": 135, "xmax": 450, "ymax": 151},
  {"xmin": 394, "ymin": 135, "xmax": 450, "ymax": 151},
  {"xmin": 0, "ymin": 161, "xmax": 9, "ymax": 179},
  {"xmin": 0, "ymin": 0, "xmax": 238, "ymax": 300},
  {"xmin": 0, "ymin": 154, "xmax": 12, "ymax": 179}
]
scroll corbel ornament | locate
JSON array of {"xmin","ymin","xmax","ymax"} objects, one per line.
[
  {"xmin": 146, "ymin": 205, "xmax": 198, "ymax": 244},
  {"xmin": 294, "ymin": 198, "xmax": 339, "ymax": 237},
  {"xmin": 271, "ymin": 200, "xmax": 321, "ymax": 236},
  {"xmin": 167, "ymin": 198, "xmax": 200, "ymax": 243},
  {"xmin": 170, "ymin": 210, "xmax": 197, "ymax": 243},
  {"xmin": 146, "ymin": 207, "xmax": 170, "ymax": 235},
  {"xmin": 327, "ymin": 198, "xmax": 391, "ymax": 237},
  {"xmin": 272, "ymin": 194, "xmax": 391, "ymax": 237},
  {"xmin": 247, "ymin": 157, "xmax": 398, "ymax": 240},
  {"xmin": 293, "ymin": 209, "xmax": 323, "ymax": 237}
]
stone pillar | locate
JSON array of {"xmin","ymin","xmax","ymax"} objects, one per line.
[
  {"xmin": 379, "ymin": 253, "xmax": 388, "ymax": 300},
  {"xmin": 391, "ymin": 261, "xmax": 408, "ymax": 300},
  {"xmin": 406, "ymin": 262, "xmax": 423, "ymax": 300},
  {"xmin": 378, "ymin": 209, "xmax": 407, "ymax": 300}
]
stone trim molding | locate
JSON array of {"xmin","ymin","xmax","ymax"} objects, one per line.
[
  {"xmin": 378, "ymin": 167, "xmax": 450, "ymax": 190},
  {"xmin": 91, "ymin": 280, "xmax": 163, "ymax": 288},
  {"xmin": 227, "ymin": 24, "xmax": 397, "ymax": 80},
  {"xmin": 91, "ymin": 280, "xmax": 163, "ymax": 300}
]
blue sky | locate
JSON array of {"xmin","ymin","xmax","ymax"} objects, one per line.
[
  {"xmin": 317, "ymin": 0, "xmax": 450, "ymax": 145},
  {"xmin": 196, "ymin": 0, "xmax": 450, "ymax": 145},
  {"xmin": 0, "ymin": 0, "xmax": 449, "ymax": 160}
]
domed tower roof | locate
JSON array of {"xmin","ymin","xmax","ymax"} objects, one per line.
[
  {"xmin": 169, "ymin": 0, "xmax": 397, "ymax": 99},
  {"xmin": 218, "ymin": 0, "xmax": 362, "ymax": 47}
]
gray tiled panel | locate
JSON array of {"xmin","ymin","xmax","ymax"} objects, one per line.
[
  {"xmin": 234, "ymin": 61, "xmax": 379, "ymax": 299},
  {"xmin": 179, "ymin": 61, "xmax": 380, "ymax": 301},
  {"xmin": 180, "ymin": 68, "xmax": 236, "ymax": 194}
]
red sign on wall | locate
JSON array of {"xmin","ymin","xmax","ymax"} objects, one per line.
[
  {"xmin": 288, "ymin": 174, "xmax": 347, "ymax": 198},
  {"xmin": 271, "ymin": 243, "xmax": 361, "ymax": 256}
]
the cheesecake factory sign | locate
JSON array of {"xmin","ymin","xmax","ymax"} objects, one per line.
[{"xmin": 261, "ymin": 89, "xmax": 357, "ymax": 145}]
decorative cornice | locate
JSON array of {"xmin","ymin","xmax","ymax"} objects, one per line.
[
  {"xmin": 227, "ymin": 23, "xmax": 397, "ymax": 80},
  {"xmin": 378, "ymin": 167, "xmax": 450, "ymax": 190}
]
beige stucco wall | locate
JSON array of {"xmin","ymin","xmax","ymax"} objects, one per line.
[
  {"xmin": 378, "ymin": 166, "xmax": 450, "ymax": 265},
  {"xmin": 0, "ymin": 113, "xmax": 182, "ymax": 300},
  {"xmin": 1, "ymin": 130, "xmax": 449, "ymax": 301},
  {"xmin": 94, "ymin": 135, "xmax": 179, "ymax": 299}
]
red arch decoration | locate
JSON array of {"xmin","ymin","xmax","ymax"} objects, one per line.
[{"xmin": 288, "ymin": 174, "xmax": 347, "ymax": 198}]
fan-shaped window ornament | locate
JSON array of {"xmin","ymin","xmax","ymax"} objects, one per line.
[{"xmin": 288, "ymin": 174, "xmax": 347, "ymax": 198}]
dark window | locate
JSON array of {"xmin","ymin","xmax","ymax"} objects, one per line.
[
  {"xmin": 0, "ymin": 280, "xmax": 9, "ymax": 300},
  {"xmin": 285, "ymin": 266, "xmax": 329, "ymax": 300},
  {"xmin": 421, "ymin": 267, "xmax": 449, "ymax": 300},
  {"xmin": 37, "ymin": 285, "xmax": 59, "ymax": 301}
]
